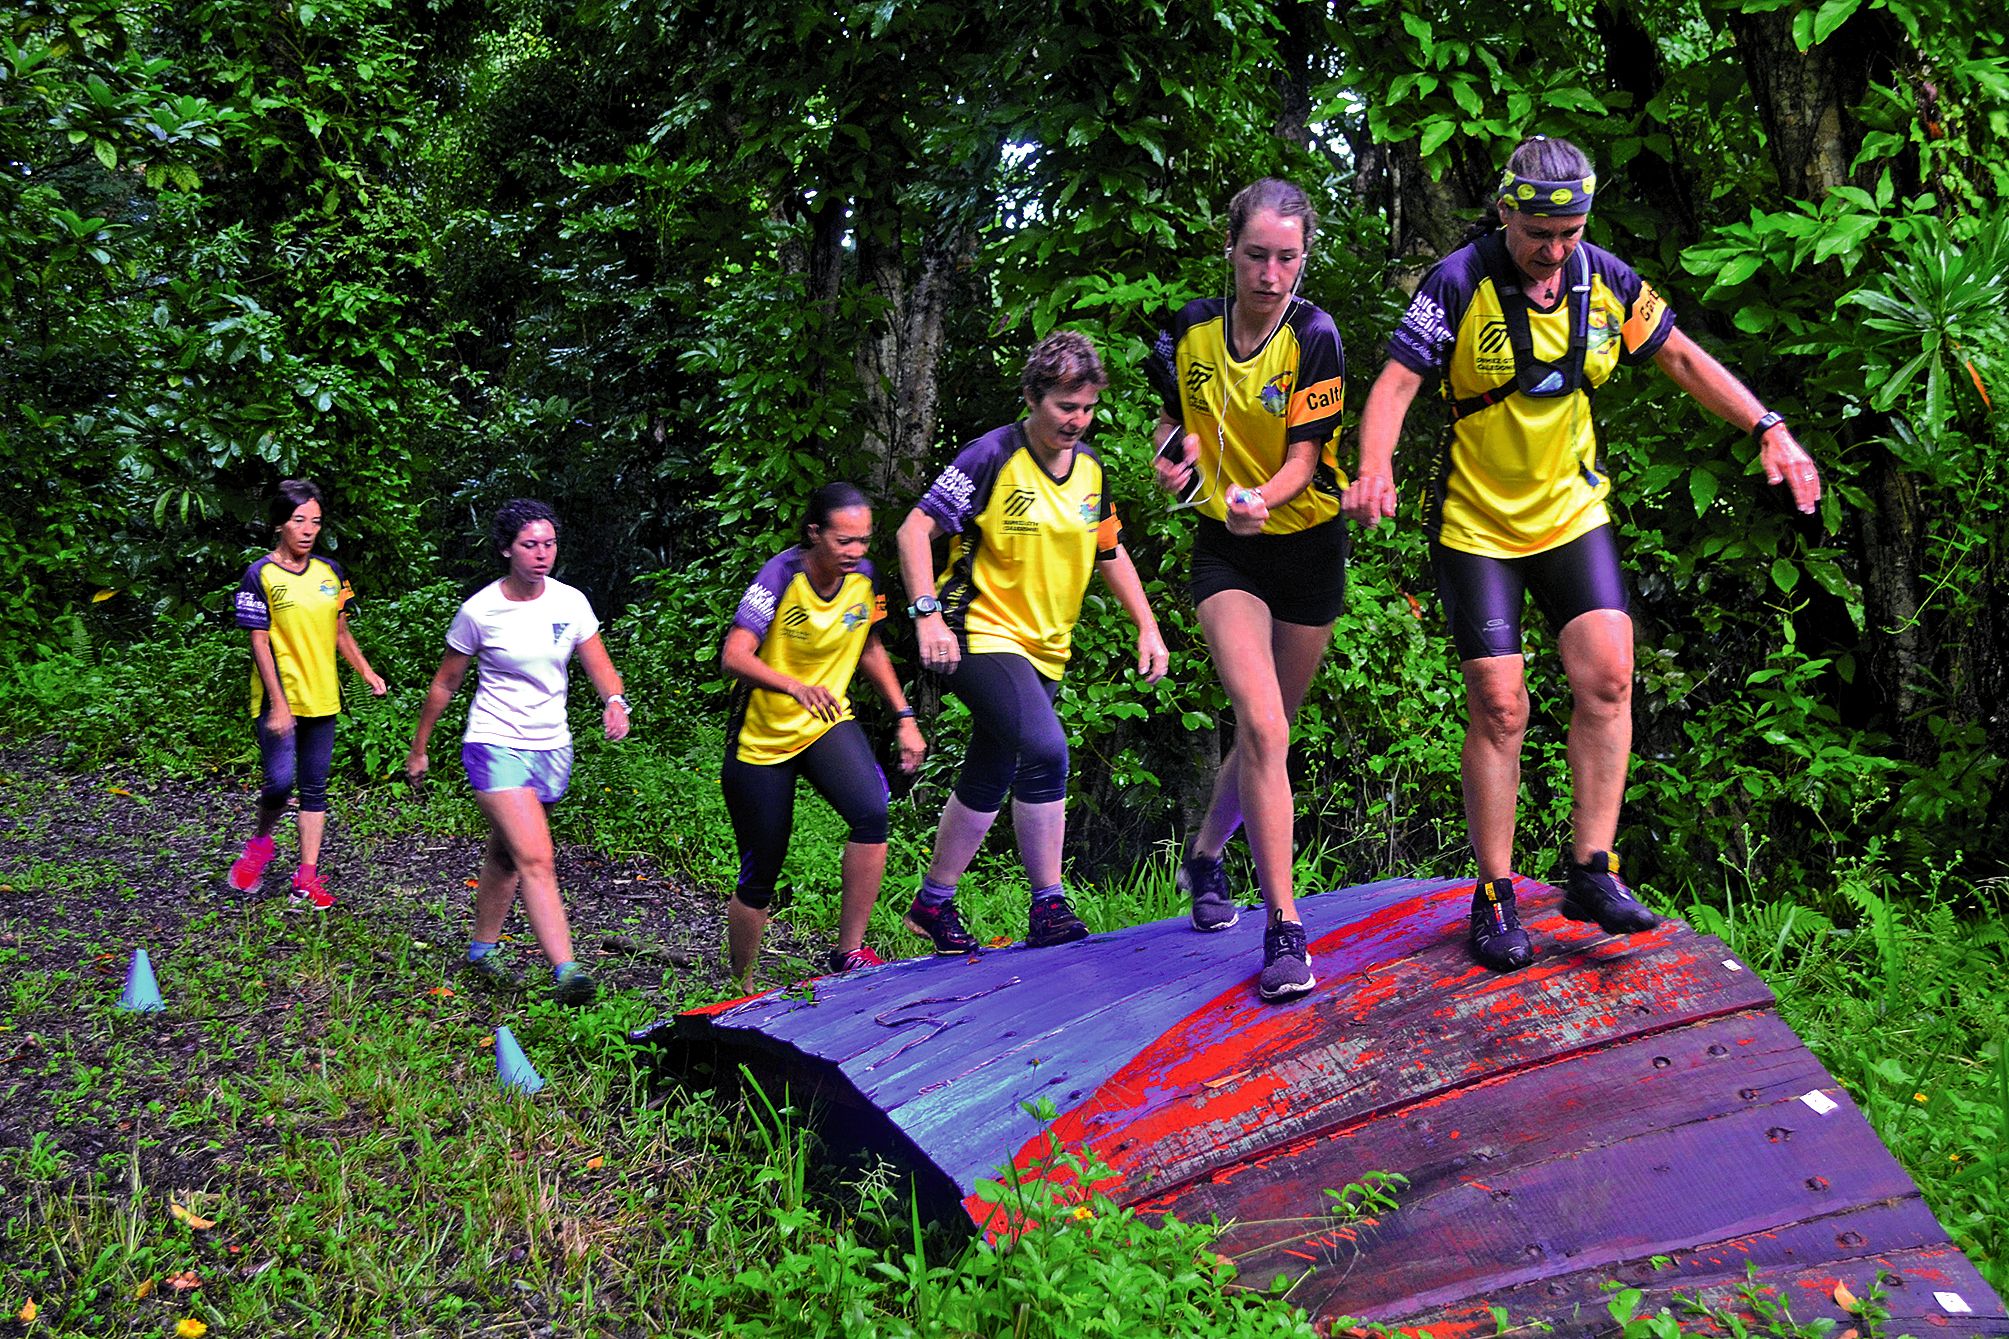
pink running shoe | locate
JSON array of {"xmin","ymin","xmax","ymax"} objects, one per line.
[
  {"xmin": 228, "ymin": 834, "xmax": 276, "ymax": 892},
  {"xmin": 824, "ymin": 945, "xmax": 885, "ymax": 974},
  {"xmin": 287, "ymin": 867, "xmax": 334, "ymax": 912}
]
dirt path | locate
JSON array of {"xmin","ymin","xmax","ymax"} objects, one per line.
[{"xmin": 0, "ymin": 742, "xmax": 809, "ymax": 1196}]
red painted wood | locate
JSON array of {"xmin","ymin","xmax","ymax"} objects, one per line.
[
  {"xmin": 1140, "ymin": 1012, "xmax": 1922, "ymax": 1319},
  {"xmin": 988, "ymin": 881, "xmax": 1769, "ymax": 1215},
  {"xmin": 647, "ymin": 877, "xmax": 2009, "ymax": 1335}
]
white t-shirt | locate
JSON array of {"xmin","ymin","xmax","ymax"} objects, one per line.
[{"xmin": 447, "ymin": 578, "xmax": 601, "ymax": 748}]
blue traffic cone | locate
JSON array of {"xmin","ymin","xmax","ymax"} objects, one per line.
[
  {"xmin": 494, "ymin": 1025, "xmax": 545, "ymax": 1095},
  {"xmin": 118, "ymin": 949, "xmax": 165, "ymax": 1013}
]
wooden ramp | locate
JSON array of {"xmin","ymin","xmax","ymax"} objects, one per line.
[{"xmin": 643, "ymin": 877, "xmax": 2008, "ymax": 1335}]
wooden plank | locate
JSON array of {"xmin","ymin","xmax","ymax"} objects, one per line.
[
  {"xmin": 1167, "ymin": 1026, "xmax": 1934, "ymax": 1320},
  {"xmin": 1398, "ymin": 1238, "xmax": 2009, "ymax": 1337},
  {"xmin": 980, "ymin": 886, "xmax": 1769, "ymax": 1216}
]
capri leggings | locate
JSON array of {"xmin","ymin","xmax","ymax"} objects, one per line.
[
  {"xmin": 944, "ymin": 651, "xmax": 1066, "ymax": 813},
  {"xmin": 256, "ymin": 709, "xmax": 337, "ymax": 813},
  {"xmin": 1431, "ymin": 524, "xmax": 1630, "ymax": 662},
  {"xmin": 722, "ymin": 719, "xmax": 889, "ymax": 911}
]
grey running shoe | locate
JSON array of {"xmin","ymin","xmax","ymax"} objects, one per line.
[
  {"xmin": 1026, "ymin": 894, "xmax": 1088, "ymax": 948},
  {"xmin": 1561, "ymin": 851, "xmax": 1660, "ymax": 934},
  {"xmin": 460, "ymin": 952, "xmax": 526, "ymax": 993},
  {"xmin": 1179, "ymin": 853, "xmax": 1239, "ymax": 932},
  {"xmin": 1258, "ymin": 911, "xmax": 1316, "ymax": 1001},
  {"xmin": 1468, "ymin": 877, "xmax": 1533, "ymax": 971},
  {"xmin": 904, "ymin": 895, "xmax": 979, "ymax": 954},
  {"xmin": 552, "ymin": 962, "xmax": 597, "ymax": 1007}
]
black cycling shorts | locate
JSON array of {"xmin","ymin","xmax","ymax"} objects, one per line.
[
  {"xmin": 1188, "ymin": 516, "xmax": 1348, "ymax": 627},
  {"xmin": 1431, "ymin": 524, "xmax": 1629, "ymax": 661}
]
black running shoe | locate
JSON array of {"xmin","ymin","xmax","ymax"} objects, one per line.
[
  {"xmin": 1258, "ymin": 910, "xmax": 1316, "ymax": 1001},
  {"xmin": 1561, "ymin": 851, "xmax": 1659, "ymax": 934},
  {"xmin": 1469, "ymin": 877, "xmax": 1533, "ymax": 971},
  {"xmin": 904, "ymin": 895, "xmax": 980, "ymax": 955},
  {"xmin": 1026, "ymin": 893, "xmax": 1088, "ymax": 948},
  {"xmin": 1179, "ymin": 854, "xmax": 1239, "ymax": 932}
]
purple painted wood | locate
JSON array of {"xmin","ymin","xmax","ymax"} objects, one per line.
[{"xmin": 648, "ymin": 876, "xmax": 2008, "ymax": 1334}]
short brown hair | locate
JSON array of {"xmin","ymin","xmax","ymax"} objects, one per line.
[{"xmin": 1021, "ymin": 330, "xmax": 1108, "ymax": 403}]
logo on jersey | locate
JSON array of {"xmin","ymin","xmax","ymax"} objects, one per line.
[
  {"xmin": 1077, "ymin": 491, "xmax": 1100, "ymax": 526},
  {"xmin": 1184, "ymin": 360, "xmax": 1217, "ymax": 403},
  {"xmin": 736, "ymin": 582, "xmax": 778, "ymax": 636},
  {"xmin": 780, "ymin": 605, "xmax": 812, "ymax": 641},
  {"xmin": 1475, "ymin": 317, "xmax": 1514, "ymax": 378},
  {"xmin": 318, "ymin": 578, "xmax": 338, "ymax": 599},
  {"xmin": 1003, "ymin": 487, "xmax": 1040, "ymax": 535},
  {"xmin": 550, "ymin": 622, "xmax": 571, "ymax": 644},
  {"xmin": 840, "ymin": 602, "xmax": 869, "ymax": 631},
  {"xmin": 923, "ymin": 466, "xmax": 978, "ymax": 525},
  {"xmin": 1587, "ymin": 306, "xmax": 1618, "ymax": 353},
  {"xmin": 1399, "ymin": 292, "xmax": 1455, "ymax": 353},
  {"xmin": 1259, "ymin": 373, "xmax": 1292, "ymax": 417}
]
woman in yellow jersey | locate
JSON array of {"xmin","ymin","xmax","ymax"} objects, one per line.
[
  {"xmin": 899, "ymin": 332, "xmax": 1168, "ymax": 955},
  {"xmin": 1345, "ymin": 135, "xmax": 1822, "ymax": 971},
  {"xmin": 719, "ymin": 482, "xmax": 928, "ymax": 989},
  {"xmin": 227, "ymin": 479, "xmax": 387, "ymax": 909},
  {"xmin": 1145, "ymin": 178, "xmax": 1348, "ymax": 1002}
]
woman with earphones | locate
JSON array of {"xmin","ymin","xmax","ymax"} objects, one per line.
[{"xmin": 1145, "ymin": 177, "xmax": 1349, "ymax": 1003}]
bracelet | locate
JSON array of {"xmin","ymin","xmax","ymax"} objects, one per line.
[
  {"xmin": 605, "ymin": 693, "xmax": 628, "ymax": 709},
  {"xmin": 896, "ymin": 707, "xmax": 916, "ymax": 720},
  {"xmin": 1750, "ymin": 410, "xmax": 1785, "ymax": 440}
]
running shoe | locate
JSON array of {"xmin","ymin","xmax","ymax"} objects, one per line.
[
  {"xmin": 1468, "ymin": 876, "xmax": 1533, "ymax": 971},
  {"xmin": 1179, "ymin": 853, "xmax": 1239, "ymax": 932},
  {"xmin": 1257, "ymin": 910, "xmax": 1316, "ymax": 1001},
  {"xmin": 286, "ymin": 867, "xmax": 334, "ymax": 912},
  {"xmin": 553, "ymin": 962, "xmax": 597, "ymax": 1006},
  {"xmin": 824, "ymin": 945, "xmax": 886, "ymax": 975},
  {"xmin": 904, "ymin": 895, "xmax": 979, "ymax": 955},
  {"xmin": 228, "ymin": 833, "xmax": 276, "ymax": 892},
  {"xmin": 1026, "ymin": 893, "xmax": 1088, "ymax": 948},
  {"xmin": 1561, "ymin": 851, "xmax": 1660, "ymax": 934},
  {"xmin": 460, "ymin": 952, "xmax": 525, "ymax": 993}
]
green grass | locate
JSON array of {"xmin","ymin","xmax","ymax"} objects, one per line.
[{"xmin": 2, "ymin": 638, "xmax": 2005, "ymax": 1334}]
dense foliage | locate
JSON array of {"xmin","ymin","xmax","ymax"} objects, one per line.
[{"xmin": 5, "ymin": 0, "xmax": 2008, "ymax": 907}]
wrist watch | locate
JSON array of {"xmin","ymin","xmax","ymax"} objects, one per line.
[
  {"xmin": 908, "ymin": 595, "xmax": 941, "ymax": 618},
  {"xmin": 1750, "ymin": 410, "xmax": 1785, "ymax": 440},
  {"xmin": 605, "ymin": 693, "xmax": 628, "ymax": 709}
]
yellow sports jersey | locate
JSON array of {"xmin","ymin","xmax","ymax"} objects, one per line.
[
  {"xmin": 1145, "ymin": 296, "xmax": 1347, "ymax": 535},
  {"xmin": 919, "ymin": 423, "xmax": 1121, "ymax": 680},
  {"xmin": 1388, "ymin": 232, "xmax": 1675, "ymax": 557},
  {"xmin": 729, "ymin": 549, "xmax": 888, "ymax": 765},
  {"xmin": 234, "ymin": 555, "xmax": 355, "ymax": 716}
]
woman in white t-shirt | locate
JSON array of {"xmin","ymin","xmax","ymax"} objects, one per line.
[{"xmin": 406, "ymin": 499, "xmax": 631, "ymax": 1006}]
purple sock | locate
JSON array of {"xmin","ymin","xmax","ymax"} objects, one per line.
[{"xmin": 918, "ymin": 876, "xmax": 957, "ymax": 908}]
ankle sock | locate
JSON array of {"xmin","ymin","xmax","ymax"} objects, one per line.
[
  {"xmin": 552, "ymin": 960, "xmax": 577, "ymax": 982},
  {"xmin": 468, "ymin": 940, "xmax": 498, "ymax": 963},
  {"xmin": 918, "ymin": 876, "xmax": 957, "ymax": 908},
  {"xmin": 1031, "ymin": 883, "xmax": 1063, "ymax": 905}
]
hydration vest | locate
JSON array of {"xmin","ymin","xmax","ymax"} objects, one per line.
[{"xmin": 1446, "ymin": 230, "xmax": 1593, "ymax": 423}]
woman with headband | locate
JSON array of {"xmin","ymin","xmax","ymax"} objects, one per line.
[
  {"xmin": 1145, "ymin": 177, "xmax": 1349, "ymax": 1003},
  {"xmin": 1345, "ymin": 135, "xmax": 1822, "ymax": 972}
]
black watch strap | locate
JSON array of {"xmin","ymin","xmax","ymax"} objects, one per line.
[{"xmin": 1750, "ymin": 410, "xmax": 1785, "ymax": 440}]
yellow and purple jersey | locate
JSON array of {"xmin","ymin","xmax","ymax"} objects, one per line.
[
  {"xmin": 729, "ymin": 548, "xmax": 888, "ymax": 765},
  {"xmin": 1388, "ymin": 233, "xmax": 1675, "ymax": 557},
  {"xmin": 1144, "ymin": 296, "xmax": 1347, "ymax": 535},
  {"xmin": 920, "ymin": 423, "xmax": 1121, "ymax": 681},
  {"xmin": 234, "ymin": 554, "xmax": 355, "ymax": 717}
]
